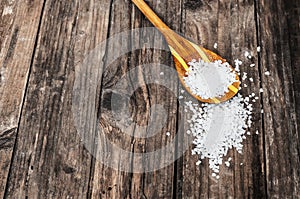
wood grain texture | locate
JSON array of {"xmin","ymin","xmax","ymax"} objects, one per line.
[
  {"xmin": 0, "ymin": 0, "xmax": 299, "ymax": 198},
  {"xmin": 257, "ymin": 0, "xmax": 300, "ymax": 197},
  {"xmin": 3, "ymin": 0, "xmax": 109, "ymax": 197},
  {"xmin": 0, "ymin": 0, "xmax": 45, "ymax": 198}
]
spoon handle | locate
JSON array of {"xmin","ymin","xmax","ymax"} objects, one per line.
[
  {"xmin": 131, "ymin": 0, "xmax": 170, "ymax": 30},
  {"xmin": 132, "ymin": 0, "xmax": 195, "ymax": 62}
]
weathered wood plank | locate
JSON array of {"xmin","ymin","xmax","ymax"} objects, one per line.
[
  {"xmin": 3, "ymin": 0, "xmax": 111, "ymax": 197},
  {"xmin": 0, "ymin": 0, "xmax": 298, "ymax": 198},
  {"xmin": 89, "ymin": 0, "xmax": 182, "ymax": 198},
  {"xmin": 257, "ymin": 0, "xmax": 300, "ymax": 197},
  {"xmin": 0, "ymin": 0, "xmax": 45, "ymax": 197},
  {"xmin": 181, "ymin": 0, "xmax": 267, "ymax": 198}
]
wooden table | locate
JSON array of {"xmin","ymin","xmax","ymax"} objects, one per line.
[{"xmin": 0, "ymin": 0, "xmax": 299, "ymax": 198}]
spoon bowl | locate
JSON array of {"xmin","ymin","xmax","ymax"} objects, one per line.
[{"xmin": 132, "ymin": 0, "xmax": 240, "ymax": 103}]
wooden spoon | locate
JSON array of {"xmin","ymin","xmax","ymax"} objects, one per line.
[{"xmin": 132, "ymin": 0, "xmax": 240, "ymax": 103}]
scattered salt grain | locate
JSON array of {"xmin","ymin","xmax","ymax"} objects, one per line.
[
  {"xmin": 255, "ymin": 130, "xmax": 259, "ymax": 135},
  {"xmin": 240, "ymin": 163, "xmax": 243, "ymax": 166},
  {"xmin": 225, "ymin": 161, "xmax": 230, "ymax": 167},
  {"xmin": 244, "ymin": 51, "xmax": 250, "ymax": 58},
  {"xmin": 196, "ymin": 160, "xmax": 201, "ymax": 165},
  {"xmin": 249, "ymin": 77, "xmax": 253, "ymax": 82},
  {"xmin": 166, "ymin": 132, "xmax": 170, "ymax": 136},
  {"xmin": 234, "ymin": 59, "xmax": 242, "ymax": 74},
  {"xmin": 216, "ymin": 175, "xmax": 220, "ymax": 179},
  {"xmin": 247, "ymin": 131, "xmax": 251, "ymax": 135},
  {"xmin": 160, "ymin": 72, "xmax": 164, "ymax": 75},
  {"xmin": 244, "ymin": 84, "xmax": 248, "ymax": 88},
  {"xmin": 181, "ymin": 89, "xmax": 185, "ymax": 93},
  {"xmin": 257, "ymin": 46, "xmax": 261, "ymax": 52},
  {"xmin": 185, "ymin": 94, "xmax": 253, "ymax": 175},
  {"xmin": 259, "ymin": 88, "xmax": 264, "ymax": 93},
  {"xmin": 264, "ymin": 71, "xmax": 270, "ymax": 76},
  {"xmin": 261, "ymin": 109, "xmax": 264, "ymax": 113},
  {"xmin": 250, "ymin": 64, "xmax": 255, "ymax": 67},
  {"xmin": 242, "ymin": 74, "xmax": 247, "ymax": 82},
  {"xmin": 244, "ymin": 51, "xmax": 252, "ymax": 59},
  {"xmin": 178, "ymin": 95, "xmax": 184, "ymax": 99},
  {"xmin": 183, "ymin": 59, "xmax": 238, "ymax": 99},
  {"xmin": 214, "ymin": 43, "xmax": 218, "ymax": 49}
]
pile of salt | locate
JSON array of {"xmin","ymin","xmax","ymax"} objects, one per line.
[
  {"xmin": 185, "ymin": 94, "xmax": 254, "ymax": 175},
  {"xmin": 183, "ymin": 59, "xmax": 238, "ymax": 99}
]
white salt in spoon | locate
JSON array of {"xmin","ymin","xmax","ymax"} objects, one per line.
[{"xmin": 132, "ymin": 0, "xmax": 240, "ymax": 103}]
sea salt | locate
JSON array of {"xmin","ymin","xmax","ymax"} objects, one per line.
[
  {"xmin": 265, "ymin": 71, "xmax": 270, "ymax": 76},
  {"xmin": 183, "ymin": 59, "xmax": 238, "ymax": 99},
  {"xmin": 250, "ymin": 64, "xmax": 255, "ymax": 67},
  {"xmin": 249, "ymin": 78, "xmax": 253, "ymax": 82},
  {"xmin": 166, "ymin": 132, "xmax": 170, "ymax": 136},
  {"xmin": 242, "ymin": 72, "xmax": 248, "ymax": 80},
  {"xmin": 244, "ymin": 51, "xmax": 252, "ymax": 59},
  {"xmin": 160, "ymin": 72, "xmax": 164, "ymax": 75},
  {"xmin": 257, "ymin": 46, "xmax": 261, "ymax": 52},
  {"xmin": 214, "ymin": 43, "xmax": 218, "ymax": 49},
  {"xmin": 185, "ymin": 94, "xmax": 253, "ymax": 174},
  {"xmin": 259, "ymin": 88, "xmax": 264, "ymax": 93},
  {"xmin": 225, "ymin": 161, "xmax": 230, "ymax": 167},
  {"xmin": 244, "ymin": 51, "xmax": 250, "ymax": 58}
]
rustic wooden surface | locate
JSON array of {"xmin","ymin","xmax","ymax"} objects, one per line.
[{"xmin": 0, "ymin": 0, "xmax": 299, "ymax": 198}]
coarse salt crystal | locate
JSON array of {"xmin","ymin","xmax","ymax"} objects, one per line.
[
  {"xmin": 245, "ymin": 51, "xmax": 250, "ymax": 58},
  {"xmin": 183, "ymin": 60, "xmax": 238, "ymax": 99},
  {"xmin": 260, "ymin": 88, "xmax": 264, "ymax": 93},
  {"xmin": 242, "ymin": 73, "xmax": 248, "ymax": 81},
  {"xmin": 265, "ymin": 71, "xmax": 270, "ymax": 76},
  {"xmin": 257, "ymin": 46, "xmax": 261, "ymax": 52},
  {"xmin": 214, "ymin": 43, "xmax": 218, "ymax": 49},
  {"xmin": 250, "ymin": 64, "xmax": 255, "ymax": 67},
  {"xmin": 249, "ymin": 78, "xmax": 253, "ymax": 82},
  {"xmin": 160, "ymin": 72, "xmax": 164, "ymax": 75},
  {"xmin": 166, "ymin": 132, "xmax": 171, "ymax": 136},
  {"xmin": 225, "ymin": 161, "xmax": 230, "ymax": 167}
]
